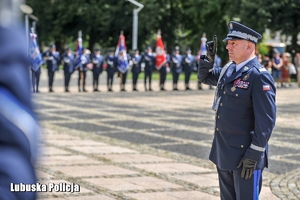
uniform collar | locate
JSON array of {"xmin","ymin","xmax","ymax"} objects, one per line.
[{"xmin": 236, "ymin": 56, "xmax": 256, "ymax": 71}]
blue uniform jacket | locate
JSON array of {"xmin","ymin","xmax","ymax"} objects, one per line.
[
  {"xmin": 105, "ymin": 55, "xmax": 117, "ymax": 74},
  {"xmin": 91, "ymin": 54, "xmax": 104, "ymax": 74},
  {"xmin": 182, "ymin": 54, "xmax": 195, "ymax": 73},
  {"xmin": 171, "ymin": 54, "xmax": 183, "ymax": 73},
  {"xmin": 44, "ymin": 51, "xmax": 60, "ymax": 72},
  {"xmin": 140, "ymin": 53, "xmax": 155, "ymax": 72},
  {"xmin": 198, "ymin": 57, "xmax": 276, "ymax": 170},
  {"xmin": 131, "ymin": 54, "xmax": 142, "ymax": 74},
  {"xmin": 0, "ymin": 25, "xmax": 39, "ymax": 199},
  {"xmin": 62, "ymin": 53, "xmax": 75, "ymax": 73},
  {"xmin": 80, "ymin": 54, "xmax": 90, "ymax": 71}
]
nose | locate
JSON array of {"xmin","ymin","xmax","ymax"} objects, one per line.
[{"xmin": 226, "ymin": 43, "xmax": 232, "ymax": 50}]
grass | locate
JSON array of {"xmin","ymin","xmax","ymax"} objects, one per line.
[{"xmin": 127, "ymin": 71, "xmax": 199, "ymax": 81}]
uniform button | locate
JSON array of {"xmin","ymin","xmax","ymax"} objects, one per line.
[
  {"xmin": 216, "ymin": 128, "xmax": 219, "ymax": 131},
  {"xmin": 218, "ymin": 115, "xmax": 220, "ymax": 119},
  {"xmin": 220, "ymin": 103, "xmax": 223, "ymax": 106},
  {"xmin": 223, "ymin": 91, "xmax": 226, "ymax": 94},
  {"xmin": 236, "ymin": 94, "xmax": 238, "ymax": 97},
  {"xmin": 241, "ymin": 145, "xmax": 244, "ymax": 148}
]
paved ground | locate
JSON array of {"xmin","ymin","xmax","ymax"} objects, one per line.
[{"xmin": 33, "ymin": 69, "xmax": 300, "ymax": 199}]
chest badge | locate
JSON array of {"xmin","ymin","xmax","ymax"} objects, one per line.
[
  {"xmin": 232, "ymin": 78, "xmax": 250, "ymax": 90},
  {"xmin": 243, "ymin": 74, "xmax": 250, "ymax": 81}
]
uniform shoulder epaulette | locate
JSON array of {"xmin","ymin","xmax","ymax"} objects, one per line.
[{"xmin": 254, "ymin": 64, "xmax": 267, "ymax": 73}]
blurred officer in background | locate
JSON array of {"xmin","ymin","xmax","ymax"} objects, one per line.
[
  {"xmin": 61, "ymin": 48, "xmax": 75, "ymax": 92},
  {"xmin": 0, "ymin": 0, "xmax": 40, "ymax": 199},
  {"xmin": 106, "ymin": 49, "xmax": 117, "ymax": 92},
  {"xmin": 170, "ymin": 46, "xmax": 183, "ymax": 91},
  {"xmin": 91, "ymin": 48, "xmax": 104, "ymax": 92},
  {"xmin": 131, "ymin": 49, "xmax": 141, "ymax": 91},
  {"xmin": 43, "ymin": 44, "xmax": 60, "ymax": 92},
  {"xmin": 140, "ymin": 46, "xmax": 155, "ymax": 91},
  {"xmin": 159, "ymin": 50, "xmax": 169, "ymax": 91},
  {"xmin": 198, "ymin": 21, "xmax": 276, "ymax": 200},
  {"xmin": 182, "ymin": 48, "xmax": 195, "ymax": 90},
  {"xmin": 78, "ymin": 48, "xmax": 90, "ymax": 92}
]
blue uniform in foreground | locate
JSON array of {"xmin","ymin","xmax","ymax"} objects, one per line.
[{"xmin": 0, "ymin": 25, "xmax": 40, "ymax": 199}]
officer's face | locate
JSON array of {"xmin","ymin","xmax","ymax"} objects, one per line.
[{"xmin": 226, "ymin": 39, "xmax": 253, "ymax": 64}]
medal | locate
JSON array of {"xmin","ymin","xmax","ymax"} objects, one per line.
[
  {"xmin": 243, "ymin": 74, "xmax": 250, "ymax": 80},
  {"xmin": 231, "ymin": 87, "xmax": 236, "ymax": 92}
]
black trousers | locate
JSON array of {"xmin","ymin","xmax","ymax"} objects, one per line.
[
  {"xmin": 47, "ymin": 69, "xmax": 55, "ymax": 89},
  {"xmin": 144, "ymin": 70, "xmax": 152, "ymax": 89},
  {"xmin": 120, "ymin": 71, "xmax": 127, "ymax": 85},
  {"xmin": 93, "ymin": 72, "xmax": 100, "ymax": 89},
  {"xmin": 132, "ymin": 72, "xmax": 139, "ymax": 87},
  {"xmin": 78, "ymin": 70, "xmax": 87, "ymax": 90},
  {"xmin": 31, "ymin": 69, "xmax": 40, "ymax": 92},
  {"xmin": 107, "ymin": 72, "xmax": 114, "ymax": 89},
  {"xmin": 172, "ymin": 71, "xmax": 180, "ymax": 84},
  {"xmin": 184, "ymin": 70, "xmax": 192, "ymax": 85},
  {"xmin": 64, "ymin": 70, "xmax": 72, "ymax": 89},
  {"xmin": 159, "ymin": 67, "xmax": 167, "ymax": 86}
]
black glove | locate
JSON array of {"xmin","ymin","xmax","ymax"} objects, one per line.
[
  {"xmin": 236, "ymin": 157, "xmax": 257, "ymax": 179},
  {"xmin": 206, "ymin": 35, "xmax": 217, "ymax": 63}
]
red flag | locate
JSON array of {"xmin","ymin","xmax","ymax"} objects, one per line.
[{"xmin": 155, "ymin": 34, "xmax": 167, "ymax": 70}]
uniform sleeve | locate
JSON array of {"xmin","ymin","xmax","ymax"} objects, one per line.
[
  {"xmin": 197, "ymin": 59, "xmax": 221, "ymax": 86},
  {"xmin": 244, "ymin": 71, "xmax": 276, "ymax": 162}
]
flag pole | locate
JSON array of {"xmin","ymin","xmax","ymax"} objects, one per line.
[
  {"xmin": 157, "ymin": 29, "xmax": 161, "ymax": 88},
  {"xmin": 119, "ymin": 30, "xmax": 123, "ymax": 89},
  {"xmin": 79, "ymin": 30, "xmax": 84, "ymax": 90}
]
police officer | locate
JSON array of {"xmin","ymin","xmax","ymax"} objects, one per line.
[
  {"xmin": 182, "ymin": 48, "xmax": 195, "ymax": 90},
  {"xmin": 117, "ymin": 50, "xmax": 130, "ymax": 91},
  {"xmin": 0, "ymin": 1, "xmax": 40, "ymax": 199},
  {"xmin": 159, "ymin": 50, "xmax": 169, "ymax": 91},
  {"xmin": 140, "ymin": 46, "xmax": 155, "ymax": 91},
  {"xmin": 170, "ymin": 46, "xmax": 183, "ymax": 90},
  {"xmin": 31, "ymin": 54, "xmax": 42, "ymax": 93},
  {"xmin": 198, "ymin": 21, "xmax": 276, "ymax": 200},
  {"xmin": 105, "ymin": 49, "xmax": 117, "ymax": 92},
  {"xmin": 91, "ymin": 48, "xmax": 104, "ymax": 92},
  {"xmin": 43, "ymin": 44, "xmax": 60, "ymax": 92},
  {"xmin": 131, "ymin": 49, "xmax": 141, "ymax": 91},
  {"xmin": 78, "ymin": 48, "xmax": 90, "ymax": 92},
  {"xmin": 62, "ymin": 48, "xmax": 75, "ymax": 92}
]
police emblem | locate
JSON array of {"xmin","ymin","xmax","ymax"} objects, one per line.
[
  {"xmin": 243, "ymin": 74, "xmax": 250, "ymax": 81},
  {"xmin": 229, "ymin": 23, "xmax": 233, "ymax": 30}
]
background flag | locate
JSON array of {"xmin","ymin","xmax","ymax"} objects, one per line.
[
  {"xmin": 115, "ymin": 33, "xmax": 129, "ymax": 73},
  {"xmin": 155, "ymin": 31, "xmax": 166, "ymax": 70},
  {"xmin": 29, "ymin": 32, "xmax": 43, "ymax": 71}
]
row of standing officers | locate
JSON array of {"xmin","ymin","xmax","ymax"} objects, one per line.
[{"xmin": 31, "ymin": 45, "xmax": 220, "ymax": 93}]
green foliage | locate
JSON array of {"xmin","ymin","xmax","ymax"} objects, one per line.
[{"xmin": 26, "ymin": 0, "xmax": 300, "ymax": 60}]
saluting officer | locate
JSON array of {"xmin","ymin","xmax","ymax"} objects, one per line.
[
  {"xmin": 78, "ymin": 48, "xmax": 90, "ymax": 92},
  {"xmin": 61, "ymin": 48, "xmax": 75, "ymax": 92},
  {"xmin": 182, "ymin": 48, "xmax": 195, "ymax": 90},
  {"xmin": 140, "ymin": 46, "xmax": 155, "ymax": 91},
  {"xmin": 105, "ymin": 49, "xmax": 117, "ymax": 92},
  {"xmin": 91, "ymin": 48, "xmax": 104, "ymax": 92},
  {"xmin": 131, "ymin": 49, "xmax": 142, "ymax": 91},
  {"xmin": 43, "ymin": 44, "xmax": 60, "ymax": 92},
  {"xmin": 170, "ymin": 46, "xmax": 183, "ymax": 90},
  {"xmin": 198, "ymin": 21, "xmax": 276, "ymax": 200}
]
